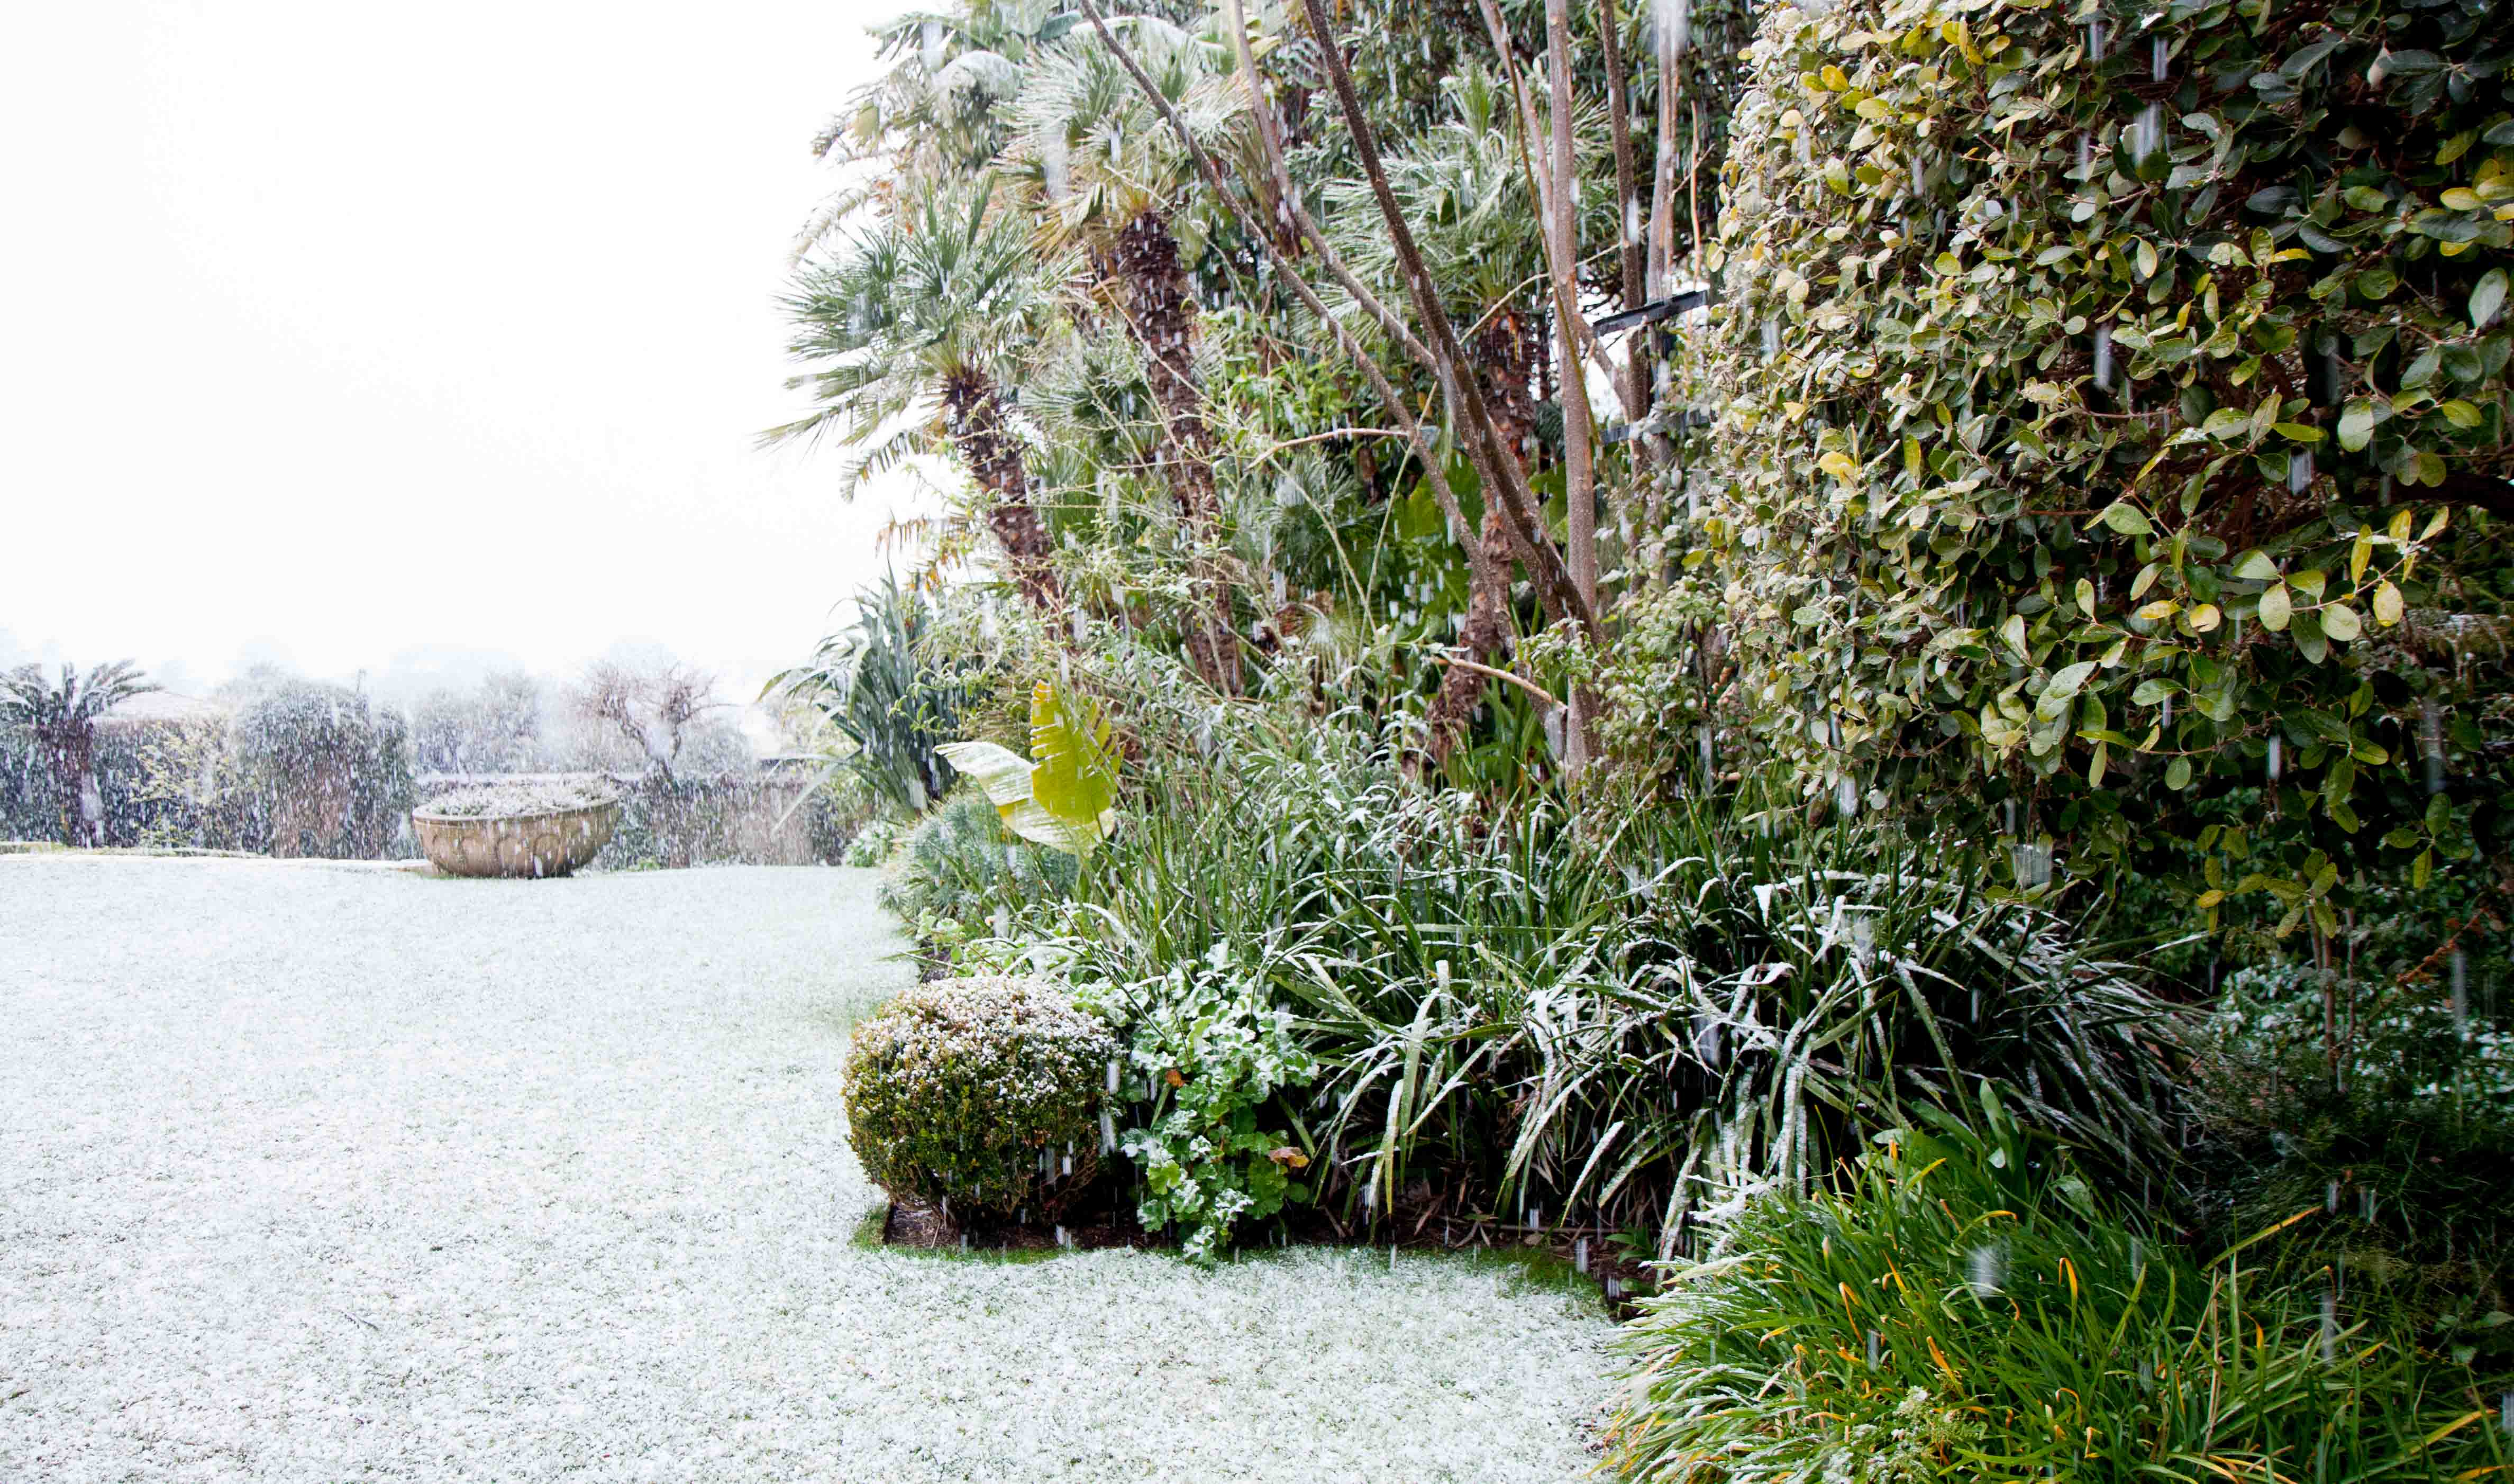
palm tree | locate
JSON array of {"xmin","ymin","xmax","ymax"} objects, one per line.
[
  {"xmin": 1, "ymin": 661, "xmax": 158, "ymax": 846},
  {"xmin": 795, "ymin": 2, "xmax": 1081, "ymax": 261},
  {"xmin": 772, "ymin": 186, "xmax": 1071, "ymax": 612},
  {"xmin": 1010, "ymin": 21, "xmax": 1247, "ymax": 694}
]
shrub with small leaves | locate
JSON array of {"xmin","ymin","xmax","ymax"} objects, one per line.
[
  {"xmin": 1704, "ymin": 0, "xmax": 2512, "ymax": 925},
  {"xmin": 841, "ymin": 976, "xmax": 1118, "ymax": 1222}
]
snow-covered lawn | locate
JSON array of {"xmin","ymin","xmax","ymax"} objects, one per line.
[{"xmin": 0, "ymin": 858, "xmax": 1612, "ymax": 1482}]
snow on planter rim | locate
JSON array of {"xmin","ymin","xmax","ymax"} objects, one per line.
[
  {"xmin": 414, "ymin": 778, "xmax": 624, "ymax": 821},
  {"xmin": 0, "ymin": 858, "xmax": 1614, "ymax": 1483}
]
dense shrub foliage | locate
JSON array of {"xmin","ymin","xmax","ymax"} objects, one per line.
[
  {"xmin": 1082, "ymin": 948, "xmax": 1320, "ymax": 1264},
  {"xmin": 2192, "ymin": 958, "xmax": 2513, "ymax": 1363},
  {"xmin": 879, "ymin": 790, "xmax": 1077, "ymax": 963},
  {"xmin": 1706, "ymin": 0, "xmax": 2512, "ymax": 921},
  {"xmin": 1009, "ymin": 722, "xmax": 2185, "ymax": 1257},
  {"xmin": 841, "ymin": 975, "xmax": 1117, "ymax": 1222},
  {"xmin": 779, "ymin": 0, "xmax": 2510, "ymax": 1463}
]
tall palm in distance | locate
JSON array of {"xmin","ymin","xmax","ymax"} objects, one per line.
[{"xmin": 1, "ymin": 661, "xmax": 158, "ymax": 846}]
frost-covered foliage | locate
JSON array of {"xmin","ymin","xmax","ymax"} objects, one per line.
[
  {"xmin": 227, "ymin": 677, "xmax": 414, "ymax": 859},
  {"xmin": 880, "ymin": 789, "xmax": 1076, "ymax": 940},
  {"xmin": 1701, "ymin": 0, "xmax": 2514, "ymax": 918},
  {"xmin": 410, "ymin": 671, "xmax": 548, "ymax": 775},
  {"xmin": 844, "ymin": 816, "xmax": 904, "ymax": 867},
  {"xmin": 1082, "ymin": 946, "xmax": 1319, "ymax": 1266},
  {"xmin": 2203, "ymin": 958, "xmax": 2514, "ymax": 1113},
  {"xmin": 0, "ymin": 661, "xmax": 157, "ymax": 846},
  {"xmin": 420, "ymin": 778, "xmax": 623, "ymax": 819},
  {"xmin": 1015, "ymin": 721, "xmax": 2185, "ymax": 1261},
  {"xmin": 773, "ymin": 575, "xmax": 977, "ymax": 817},
  {"xmin": 842, "ymin": 975, "xmax": 1117, "ymax": 1222}
]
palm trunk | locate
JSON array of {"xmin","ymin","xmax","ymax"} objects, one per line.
[
  {"xmin": 1427, "ymin": 312, "xmax": 1543, "ymax": 762},
  {"xmin": 40, "ymin": 727, "xmax": 101, "ymax": 847},
  {"xmin": 1102, "ymin": 213, "xmax": 1242, "ymax": 697},
  {"xmin": 76, "ymin": 768, "xmax": 105, "ymax": 848},
  {"xmin": 941, "ymin": 370, "xmax": 1063, "ymax": 614}
]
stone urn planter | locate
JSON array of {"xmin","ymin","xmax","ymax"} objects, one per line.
[{"xmin": 412, "ymin": 782, "xmax": 622, "ymax": 879}]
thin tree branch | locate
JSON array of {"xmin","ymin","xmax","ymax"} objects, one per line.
[
  {"xmin": 1297, "ymin": 0, "xmax": 1600, "ymax": 638},
  {"xmin": 1430, "ymin": 653, "xmax": 1562, "ymax": 708},
  {"xmin": 1214, "ymin": 1, "xmax": 1439, "ymax": 375}
]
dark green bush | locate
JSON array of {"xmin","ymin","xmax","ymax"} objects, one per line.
[
  {"xmin": 1606, "ymin": 1090, "xmax": 2511, "ymax": 1482},
  {"xmin": 1704, "ymin": 0, "xmax": 2513, "ymax": 921},
  {"xmin": 841, "ymin": 975, "xmax": 1117, "ymax": 1222},
  {"xmin": 2192, "ymin": 958, "xmax": 2514, "ymax": 1363}
]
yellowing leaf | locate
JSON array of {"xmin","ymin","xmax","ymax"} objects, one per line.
[
  {"xmin": 2374, "ymin": 580, "xmax": 2404, "ymax": 625},
  {"xmin": 1026, "ymin": 680, "xmax": 1120, "ymax": 855},
  {"xmin": 2351, "ymin": 526, "xmax": 2374, "ymax": 582},
  {"xmin": 2259, "ymin": 581, "xmax": 2292, "ymax": 631},
  {"xmin": 2189, "ymin": 603, "xmax": 2222, "ymax": 632}
]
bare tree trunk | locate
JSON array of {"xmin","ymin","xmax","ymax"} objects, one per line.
[
  {"xmin": 1597, "ymin": 0, "xmax": 1649, "ymax": 419},
  {"xmin": 1646, "ymin": 2, "xmax": 1683, "ymax": 300},
  {"xmin": 1101, "ymin": 213, "xmax": 1242, "ymax": 697},
  {"xmin": 1547, "ymin": 0, "xmax": 1598, "ymax": 622},
  {"xmin": 941, "ymin": 371, "xmax": 1063, "ymax": 613}
]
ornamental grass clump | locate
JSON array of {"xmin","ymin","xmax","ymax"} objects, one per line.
[
  {"xmin": 1605, "ymin": 1089, "xmax": 2511, "ymax": 1482},
  {"xmin": 841, "ymin": 976, "xmax": 1118, "ymax": 1223}
]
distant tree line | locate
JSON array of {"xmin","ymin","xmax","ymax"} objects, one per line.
[{"xmin": 1, "ymin": 653, "xmax": 817, "ymax": 863}]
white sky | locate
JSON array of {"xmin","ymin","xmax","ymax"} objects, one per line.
[{"xmin": 2, "ymin": 1, "xmax": 930, "ymax": 709}]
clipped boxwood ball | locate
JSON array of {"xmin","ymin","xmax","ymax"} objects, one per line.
[{"xmin": 841, "ymin": 975, "xmax": 1117, "ymax": 1220}]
